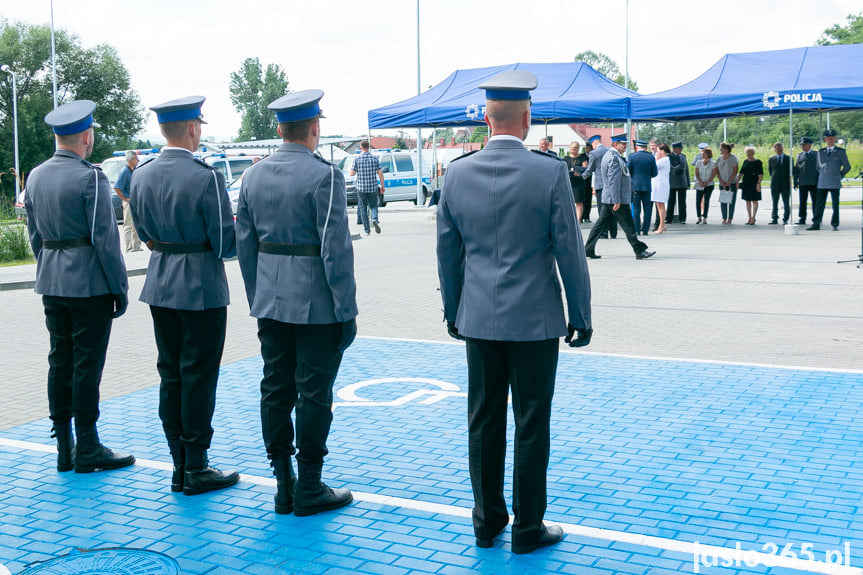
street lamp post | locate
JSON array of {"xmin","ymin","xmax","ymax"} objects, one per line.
[
  {"xmin": 50, "ymin": 0, "xmax": 58, "ymax": 109},
  {"xmin": 1, "ymin": 65, "xmax": 21, "ymax": 201},
  {"xmin": 415, "ymin": 0, "xmax": 424, "ymax": 206}
]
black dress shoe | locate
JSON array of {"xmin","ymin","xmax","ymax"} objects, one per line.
[
  {"xmin": 833, "ymin": 226, "xmax": 839, "ymax": 231},
  {"xmin": 585, "ymin": 252, "xmax": 601, "ymax": 259},
  {"xmin": 635, "ymin": 250, "xmax": 655, "ymax": 260},
  {"xmin": 768, "ymin": 220, "xmax": 778, "ymax": 225},
  {"xmin": 512, "ymin": 524, "xmax": 565, "ymax": 555},
  {"xmin": 796, "ymin": 220, "xmax": 805, "ymax": 225},
  {"xmin": 806, "ymin": 225, "xmax": 820, "ymax": 231}
]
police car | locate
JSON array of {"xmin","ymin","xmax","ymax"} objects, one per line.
[
  {"xmin": 202, "ymin": 153, "xmax": 262, "ymax": 183},
  {"xmin": 100, "ymin": 148, "xmax": 160, "ymax": 221},
  {"xmin": 339, "ymin": 149, "xmax": 432, "ymax": 206}
]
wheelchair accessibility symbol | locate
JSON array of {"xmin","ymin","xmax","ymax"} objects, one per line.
[{"xmin": 333, "ymin": 377, "xmax": 466, "ymax": 410}]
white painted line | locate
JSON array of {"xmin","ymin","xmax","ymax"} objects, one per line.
[
  {"xmin": 357, "ymin": 336, "xmax": 863, "ymax": 374},
  {"xmin": 2, "ymin": 437, "xmax": 859, "ymax": 575}
]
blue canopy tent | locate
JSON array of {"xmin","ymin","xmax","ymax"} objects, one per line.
[
  {"xmin": 368, "ymin": 62, "xmax": 638, "ymax": 128},
  {"xmin": 630, "ymin": 44, "xmax": 863, "ymax": 121}
]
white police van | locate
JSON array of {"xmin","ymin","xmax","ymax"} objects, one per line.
[
  {"xmin": 339, "ymin": 149, "xmax": 432, "ymax": 206},
  {"xmin": 202, "ymin": 153, "xmax": 262, "ymax": 183},
  {"xmin": 100, "ymin": 148, "xmax": 160, "ymax": 221}
]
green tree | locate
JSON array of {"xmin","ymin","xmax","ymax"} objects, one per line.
[
  {"xmin": 0, "ymin": 18, "xmax": 144, "ymax": 198},
  {"xmin": 817, "ymin": 12, "xmax": 863, "ymax": 45},
  {"xmin": 574, "ymin": 50, "xmax": 638, "ymax": 91},
  {"xmin": 816, "ymin": 12, "xmax": 863, "ymax": 141},
  {"xmin": 469, "ymin": 126, "xmax": 488, "ymax": 143},
  {"xmin": 229, "ymin": 58, "xmax": 289, "ymax": 141}
]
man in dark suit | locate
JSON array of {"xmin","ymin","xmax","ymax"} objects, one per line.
[
  {"xmin": 794, "ymin": 137, "xmax": 818, "ymax": 225},
  {"xmin": 627, "ymin": 139, "xmax": 657, "ymax": 235},
  {"xmin": 25, "ymin": 100, "xmax": 134, "ymax": 474},
  {"xmin": 437, "ymin": 70, "xmax": 592, "ymax": 555},
  {"xmin": 130, "ymin": 96, "xmax": 239, "ymax": 495},
  {"xmin": 768, "ymin": 142, "xmax": 791, "ymax": 225},
  {"xmin": 666, "ymin": 142, "xmax": 690, "ymax": 224}
]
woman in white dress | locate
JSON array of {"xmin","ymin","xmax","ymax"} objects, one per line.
[{"xmin": 652, "ymin": 143, "xmax": 671, "ymax": 234}]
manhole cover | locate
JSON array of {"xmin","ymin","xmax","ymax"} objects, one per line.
[{"xmin": 20, "ymin": 548, "xmax": 179, "ymax": 574}]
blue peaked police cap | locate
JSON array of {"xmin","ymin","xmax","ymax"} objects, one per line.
[
  {"xmin": 478, "ymin": 70, "xmax": 537, "ymax": 101},
  {"xmin": 268, "ymin": 90, "xmax": 325, "ymax": 123},
  {"xmin": 150, "ymin": 96, "xmax": 207, "ymax": 124},
  {"xmin": 44, "ymin": 100, "xmax": 99, "ymax": 135}
]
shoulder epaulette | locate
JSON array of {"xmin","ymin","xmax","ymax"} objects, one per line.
[
  {"xmin": 193, "ymin": 157, "xmax": 216, "ymax": 170},
  {"xmin": 532, "ymin": 150, "xmax": 563, "ymax": 161},
  {"xmin": 81, "ymin": 159, "xmax": 99, "ymax": 170},
  {"xmin": 313, "ymin": 153, "xmax": 334, "ymax": 166},
  {"xmin": 450, "ymin": 150, "xmax": 479, "ymax": 163}
]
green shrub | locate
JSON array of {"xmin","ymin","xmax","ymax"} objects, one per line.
[{"xmin": 0, "ymin": 223, "xmax": 32, "ymax": 262}]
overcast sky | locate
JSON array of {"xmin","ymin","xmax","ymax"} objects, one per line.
[{"xmin": 1, "ymin": 0, "xmax": 859, "ymax": 141}]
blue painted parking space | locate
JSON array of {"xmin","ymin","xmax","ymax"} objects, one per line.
[{"xmin": 1, "ymin": 337, "xmax": 861, "ymax": 574}]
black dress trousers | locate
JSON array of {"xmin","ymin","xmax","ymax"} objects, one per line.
[
  {"xmin": 150, "ymin": 305, "xmax": 227, "ymax": 449},
  {"xmin": 584, "ymin": 203, "xmax": 647, "ymax": 256},
  {"xmin": 257, "ymin": 320, "xmax": 343, "ymax": 466},
  {"xmin": 465, "ymin": 337, "xmax": 559, "ymax": 546},
  {"xmin": 43, "ymin": 294, "xmax": 114, "ymax": 427}
]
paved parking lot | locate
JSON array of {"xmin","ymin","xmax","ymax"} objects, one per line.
[{"xmin": 1, "ymin": 199, "xmax": 862, "ymax": 574}]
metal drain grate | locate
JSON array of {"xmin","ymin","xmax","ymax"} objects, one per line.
[{"xmin": 19, "ymin": 548, "xmax": 179, "ymax": 574}]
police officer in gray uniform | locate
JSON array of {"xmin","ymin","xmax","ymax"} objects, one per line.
[
  {"xmin": 129, "ymin": 96, "xmax": 239, "ymax": 495},
  {"xmin": 582, "ymin": 134, "xmax": 616, "ymax": 237},
  {"xmin": 437, "ymin": 71, "xmax": 592, "ymax": 555},
  {"xmin": 24, "ymin": 100, "xmax": 135, "ymax": 474},
  {"xmin": 236, "ymin": 90, "xmax": 357, "ymax": 517},
  {"xmin": 584, "ymin": 134, "xmax": 655, "ymax": 260},
  {"xmin": 808, "ymin": 129, "xmax": 851, "ymax": 231}
]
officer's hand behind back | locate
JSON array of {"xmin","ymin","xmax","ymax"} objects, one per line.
[
  {"xmin": 337, "ymin": 318, "xmax": 357, "ymax": 353},
  {"xmin": 447, "ymin": 321, "xmax": 465, "ymax": 341},
  {"xmin": 112, "ymin": 293, "xmax": 128, "ymax": 319},
  {"xmin": 565, "ymin": 324, "xmax": 592, "ymax": 348}
]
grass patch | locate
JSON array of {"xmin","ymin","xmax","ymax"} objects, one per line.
[
  {"xmin": 0, "ymin": 222, "xmax": 32, "ymax": 262},
  {"xmin": 0, "ymin": 257, "xmax": 34, "ymax": 267}
]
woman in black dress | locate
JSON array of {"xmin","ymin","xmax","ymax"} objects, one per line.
[
  {"xmin": 564, "ymin": 141, "xmax": 590, "ymax": 222},
  {"xmin": 739, "ymin": 146, "xmax": 763, "ymax": 225}
]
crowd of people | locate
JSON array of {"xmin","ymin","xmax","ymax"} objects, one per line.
[{"xmin": 564, "ymin": 129, "xmax": 853, "ymax": 233}]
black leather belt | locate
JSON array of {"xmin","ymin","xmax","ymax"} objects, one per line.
[
  {"xmin": 42, "ymin": 237, "xmax": 91, "ymax": 249},
  {"xmin": 151, "ymin": 241, "xmax": 212, "ymax": 254},
  {"xmin": 258, "ymin": 242, "xmax": 321, "ymax": 257}
]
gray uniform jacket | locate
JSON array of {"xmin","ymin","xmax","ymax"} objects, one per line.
[
  {"xmin": 816, "ymin": 147, "xmax": 851, "ymax": 189},
  {"xmin": 794, "ymin": 150, "xmax": 818, "ymax": 187},
  {"xmin": 236, "ymin": 143, "xmax": 357, "ymax": 324},
  {"xmin": 24, "ymin": 149, "xmax": 128, "ymax": 297},
  {"xmin": 129, "ymin": 148, "xmax": 235, "ymax": 310},
  {"xmin": 582, "ymin": 144, "xmax": 609, "ymax": 190},
  {"xmin": 437, "ymin": 138, "xmax": 591, "ymax": 341},
  {"xmin": 669, "ymin": 153, "xmax": 690, "ymax": 188},
  {"xmin": 600, "ymin": 147, "xmax": 632, "ymax": 205}
]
